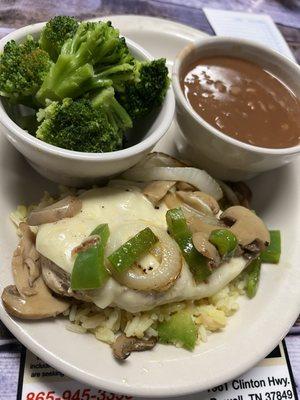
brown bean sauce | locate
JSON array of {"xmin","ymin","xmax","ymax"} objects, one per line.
[{"xmin": 181, "ymin": 56, "xmax": 300, "ymax": 149}]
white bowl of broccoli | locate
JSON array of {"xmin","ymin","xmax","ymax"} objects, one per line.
[{"xmin": 0, "ymin": 17, "xmax": 175, "ymax": 186}]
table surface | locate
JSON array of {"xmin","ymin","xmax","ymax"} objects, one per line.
[
  {"xmin": 0, "ymin": 1, "xmax": 299, "ymax": 399},
  {"xmin": 0, "ymin": 0, "xmax": 299, "ymax": 62}
]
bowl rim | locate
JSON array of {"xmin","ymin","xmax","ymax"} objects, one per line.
[
  {"xmin": 0, "ymin": 22, "xmax": 175, "ymax": 161},
  {"xmin": 172, "ymin": 35, "xmax": 300, "ymax": 156}
]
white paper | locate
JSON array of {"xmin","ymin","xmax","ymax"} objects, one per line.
[
  {"xmin": 203, "ymin": 8, "xmax": 295, "ymax": 61},
  {"xmin": 18, "ymin": 343, "xmax": 297, "ymax": 400}
]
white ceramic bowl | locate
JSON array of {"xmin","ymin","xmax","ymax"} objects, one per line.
[
  {"xmin": 172, "ymin": 37, "xmax": 300, "ymax": 181},
  {"xmin": 0, "ymin": 22, "xmax": 175, "ymax": 186}
]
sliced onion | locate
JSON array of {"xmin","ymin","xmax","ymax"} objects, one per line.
[
  {"xmin": 137, "ymin": 152, "xmax": 188, "ymax": 168},
  {"xmin": 217, "ymin": 180, "xmax": 239, "ymax": 206},
  {"xmin": 107, "ymin": 179, "xmax": 145, "ymax": 189},
  {"xmin": 27, "ymin": 196, "xmax": 82, "ymax": 226},
  {"xmin": 122, "ymin": 166, "xmax": 222, "ymax": 200},
  {"xmin": 108, "ymin": 223, "xmax": 182, "ymax": 292}
]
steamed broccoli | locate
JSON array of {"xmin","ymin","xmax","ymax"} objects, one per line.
[
  {"xmin": 90, "ymin": 86, "xmax": 132, "ymax": 132},
  {"xmin": 117, "ymin": 58, "xmax": 169, "ymax": 120},
  {"xmin": 36, "ymin": 87, "xmax": 132, "ymax": 152},
  {"xmin": 39, "ymin": 16, "xmax": 79, "ymax": 61},
  {"xmin": 93, "ymin": 63, "xmax": 135, "ymax": 94},
  {"xmin": 36, "ymin": 21, "xmax": 132, "ymax": 105},
  {"xmin": 0, "ymin": 15, "xmax": 171, "ymax": 155},
  {"xmin": 0, "ymin": 36, "xmax": 52, "ymax": 107}
]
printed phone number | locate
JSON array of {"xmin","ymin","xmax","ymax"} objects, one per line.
[{"xmin": 25, "ymin": 390, "xmax": 133, "ymax": 400}]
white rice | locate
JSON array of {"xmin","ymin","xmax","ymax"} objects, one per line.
[{"xmin": 66, "ymin": 275, "xmax": 246, "ymax": 348}]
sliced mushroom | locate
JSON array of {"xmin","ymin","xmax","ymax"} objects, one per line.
[
  {"xmin": 27, "ymin": 195, "xmax": 82, "ymax": 226},
  {"xmin": 230, "ymin": 182, "xmax": 252, "ymax": 209},
  {"xmin": 41, "ymin": 256, "xmax": 93, "ymax": 302},
  {"xmin": 177, "ymin": 191, "xmax": 220, "ymax": 215},
  {"xmin": 220, "ymin": 206, "xmax": 270, "ymax": 250},
  {"xmin": 72, "ymin": 235, "xmax": 100, "ymax": 256},
  {"xmin": 2, "ymin": 280, "xmax": 69, "ymax": 319},
  {"xmin": 12, "ymin": 223, "xmax": 40, "ymax": 296},
  {"xmin": 192, "ymin": 232, "xmax": 221, "ymax": 267},
  {"xmin": 183, "ymin": 206, "xmax": 224, "ymax": 235},
  {"xmin": 176, "ymin": 181, "xmax": 196, "ymax": 191},
  {"xmin": 164, "ymin": 192, "xmax": 182, "ymax": 209},
  {"xmin": 143, "ymin": 180, "xmax": 176, "ymax": 206},
  {"xmin": 112, "ymin": 334, "xmax": 157, "ymax": 360}
]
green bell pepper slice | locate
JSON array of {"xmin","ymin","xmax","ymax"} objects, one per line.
[
  {"xmin": 209, "ymin": 229, "xmax": 238, "ymax": 258},
  {"xmin": 261, "ymin": 230, "xmax": 281, "ymax": 264},
  {"xmin": 166, "ymin": 207, "xmax": 211, "ymax": 282},
  {"xmin": 245, "ymin": 256, "xmax": 262, "ymax": 298},
  {"xmin": 71, "ymin": 224, "xmax": 110, "ymax": 290},
  {"xmin": 108, "ymin": 227, "xmax": 158, "ymax": 273},
  {"xmin": 157, "ymin": 310, "xmax": 197, "ymax": 350}
]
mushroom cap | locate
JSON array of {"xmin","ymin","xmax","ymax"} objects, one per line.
[
  {"xmin": 2, "ymin": 279, "xmax": 69, "ymax": 320},
  {"xmin": 192, "ymin": 231, "xmax": 221, "ymax": 266},
  {"xmin": 111, "ymin": 334, "xmax": 157, "ymax": 360},
  {"xmin": 27, "ymin": 195, "xmax": 82, "ymax": 226},
  {"xmin": 176, "ymin": 191, "xmax": 220, "ymax": 215},
  {"xmin": 41, "ymin": 256, "xmax": 93, "ymax": 302},
  {"xmin": 220, "ymin": 206, "xmax": 270, "ymax": 249},
  {"xmin": 12, "ymin": 223, "xmax": 40, "ymax": 297},
  {"xmin": 143, "ymin": 180, "xmax": 176, "ymax": 206},
  {"xmin": 176, "ymin": 181, "xmax": 196, "ymax": 191}
]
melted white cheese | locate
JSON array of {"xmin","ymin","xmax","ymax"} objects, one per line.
[{"xmin": 36, "ymin": 186, "xmax": 247, "ymax": 313}]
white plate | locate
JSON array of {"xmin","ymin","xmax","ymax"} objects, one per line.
[{"xmin": 0, "ymin": 15, "xmax": 300, "ymax": 398}]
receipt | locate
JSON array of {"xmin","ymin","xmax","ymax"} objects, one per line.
[{"xmin": 203, "ymin": 8, "xmax": 295, "ymax": 61}]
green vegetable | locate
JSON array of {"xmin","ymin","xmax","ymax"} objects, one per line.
[
  {"xmin": 36, "ymin": 87, "xmax": 132, "ymax": 152},
  {"xmin": 71, "ymin": 224, "xmax": 110, "ymax": 290},
  {"xmin": 39, "ymin": 16, "xmax": 79, "ymax": 62},
  {"xmin": 166, "ymin": 207, "xmax": 211, "ymax": 281},
  {"xmin": 108, "ymin": 227, "xmax": 158, "ymax": 273},
  {"xmin": 36, "ymin": 21, "xmax": 131, "ymax": 105},
  {"xmin": 0, "ymin": 16, "xmax": 171, "ymax": 153},
  {"xmin": 245, "ymin": 257, "xmax": 261, "ymax": 298},
  {"xmin": 157, "ymin": 311, "xmax": 197, "ymax": 350},
  {"xmin": 94, "ymin": 63, "xmax": 135, "ymax": 93},
  {"xmin": 0, "ymin": 36, "xmax": 52, "ymax": 107},
  {"xmin": 261, "ymin": 230, "xmax": 281, "ymax": 264},
  {"xmin": 90, "ymin": 86, "xmax": 132, "ymax": 133},
  {"xmin": 209, "ymin": 229, "xmax": 238, "ymax": 257},
  {"xmin": 117, "ymin": 58, "xmax": 170, "ymax": 120}
]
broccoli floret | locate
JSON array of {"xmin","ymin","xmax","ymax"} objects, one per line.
[
  {"xmin": 36, "ymin": 21, "xmax": 132, "ymax": 105},
  {"xmin": 91, "ymin": 87, "xmax": 132, "ymax": 132},
  {"xmin": 36, "ymin": 98, "xmax": 121, "ymax": 152},
  {"xmin": 0, "ymin": 36, "xmax": 52, "ymax": 107},
  {"xmin": 36, "ymin": 87, "xmax": 132, "ymax": 152},
  {"xmin": 94, "ymin": 63, "xmax": 135, "ymax": 93},
  {"xmin": 39, "ymin": 16, "xmax": 79, "ymax": 62},
  {"xmin": 117, "ymin": 58, "xmax": 170, "ymax": 120}
]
